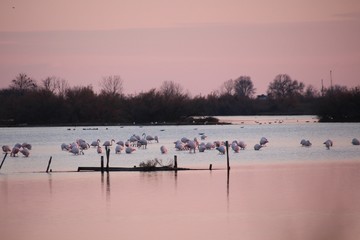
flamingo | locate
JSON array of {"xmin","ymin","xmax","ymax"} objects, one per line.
[
  {"xmin": 231, "ymin": 142, "xmax": 240, "ymax": 153},
  {"xmin": 324, "ymin": 139, "xmax": 333, "ymax": 150},
  {"xmin": 14, "ymin": 143, "xmax": 22, "ymax": 149},
  {"xmin": 216, "ymin": 145, "xmax": 226, "ymax": 154},
  {"xmin": 160, "ymin": 145, "xmax": 168, "ymax": 154},
  {"xmin": 300, "ymin": 139, "xmax": 312, "ymax": 147},
  {"xmin": 352, "ymin": 138, "xmax": 360, "ymax": 145},
  {"xmin": 70, "ymin": 146, "xmax": 83, "ymax": 155},
  {"xmin": 20, "ymin": 147, "xmax": 30, "ymax": 157},
  {"xmin": 186, "ymin": 138, "xmax": 198, "ymax": 153},
  {"xmin": 125, "ymin": 147, "xmax": 136, "ymax": 154},
  {"xmin": 205, "ymin": 142, "xmax": 215, "ymax": 150},
  {"xmin": 115, "ymin": 145, "xmax": 123, "ymax": 154},
  {"xmin": 103, "ymin": 139, "xmax": 115, "ymax": 147},
  {"xmin": 10, "ymin": 147, "xmax": 20, "ymax": 157},
  {"xmin": 116, "ymin": 140, "xmax": 125, "ymax": 147},
  {"xmin": 154, "ymin": 136, "xmax": 159, "ymax": 143},
  {"xmin": 61, "ymin": 143, "xmax": 70, "ymax": 151},
  {"xmin": 198, "ymin": 143, "xmax": 206, "ymax": 152},
  {"xmin": 91, "ymin": 139, "xmax": 100, "ymax": 147},
  {"xmin": 21, "ymin": 143, "xmax": 32, "ymax": 150},
  {"xmin": 254, "ymin": 144, "xmax": 262, "ymax": 151},
  {"xmin": 238, "ymin": 141, "xmax": 246, "ymax": 150},
  {"xmin": 97, "ymin": 145, "xmax": 102, "ymax": 154},
  {"xmin": 174, "ymin": 140, "xmax": 185, "ymax": 151},
  {"xmin": 137, "ymin": 138, "xmax": 148, "ymax": 149},
  {"xmin": 260, "ymin": 137, "xmax": 268, "ymax": 146},
  {"xmin": 2, "ymin": 145, "xmax": 11, "ymax": 153}
]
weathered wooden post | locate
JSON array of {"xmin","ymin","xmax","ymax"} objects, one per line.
[
  {"xmin": 209, "ymin": 164, "xmax": 212, "ymax": 170},
  {"xmin": 225, "ymin": 141, "xmax": 230, "ymax": 170},
  {"xmin": 106, "ymin": 147, "xmax": 110, "ymax": 172},
  {"xmin": 46, "ymin": 156, "xmax": 52, "ymax": 173},
  {"xmin": 0, "ymin": 153, "xmax": 8, "ymax": 170},
  {"xmin": 174, "ymin": 155, "xmax": 178, "ymax": 169},
  {"xmin": 101, "ymin": 156, "xmax": 104, "ymax": 173}
]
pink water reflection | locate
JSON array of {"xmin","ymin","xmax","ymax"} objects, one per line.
[{"xmin": 1, "ymin": 160, "xmax": 360, "ymax": 240}]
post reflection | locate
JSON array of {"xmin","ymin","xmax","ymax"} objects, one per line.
[{"xmin": 101, "ymin": 172, "xmax": 111, "ymax": 202}]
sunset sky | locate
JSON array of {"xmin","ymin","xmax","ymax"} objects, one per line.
[{"xmin": 0, "ymin": 0, "xmax": 359, "ymax": 95}]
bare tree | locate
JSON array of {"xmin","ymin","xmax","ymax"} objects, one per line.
[
  {"xmin": 219, "ymin": 79, "xmax": 235, "ymax": 95},
  {"xmin": 42, "ymin": 76, "xmax": 59, "ymax": 93},
  {"xmin": 267, "ymin": 74, "xmax": 304, "ymax": 99},
  {"xmin": 10, "ymin": 73, "xmax": 37, "ymax": 92},
  {"xmin": 159, "ymin": 80, "xmax": 185, "ymax": 98},
  {"xmin": 100, "ymin": 75, "xmax": 124, "ymax": 96},
  {"xmin": 234, "ymin": 76, "xmax": 256, "ymax": 98}
]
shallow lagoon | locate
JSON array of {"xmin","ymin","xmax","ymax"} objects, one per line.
[{"xmin": 1, "ymin": 116, "xmax": 360, "ymax": 240}]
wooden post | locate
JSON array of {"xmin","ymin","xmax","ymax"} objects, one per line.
[
  {"xmin": 174, "ymin": 155, "xmax": 178, "ymax": 169},
  {"xmin": 46, "ymin": 156, "xmax": 52, "ymax": 173},
  {"xmin": 0, "ymin": 153, "xmax": 8, "ymax": 170},
  {"xmin": 101, "ymin": 156, "xmax": 104, "ymax": 173},
  {"xmin": 106, "ymin": 147, "xmax": 110, "ymax": 171},
  {"xmin": 225, "ymin": 141, "xmax": 230, "ymax": 170},
  {"xmin": 209, "ymin": 164, "xmax": 212, "ymax": 170}
]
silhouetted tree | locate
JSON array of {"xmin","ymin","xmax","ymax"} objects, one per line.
[
  {"xmin": 234, "ymin": 76, "xmax": 256, "ymax": 98},
  {"xmin": 267, "ymin": 74, "xmax": 304, "ymax": 99},
  {"xmin": 100, "ymin": 75, "xmax": 124, "ymax": 96},
  {"xmin": 10, "ymin": 73, "xmax": 37, "ymax": 93}
]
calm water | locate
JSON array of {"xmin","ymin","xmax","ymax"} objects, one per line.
[{"xmin": 1, "ymin": 116, "xmax": 360, "ymax": 240}]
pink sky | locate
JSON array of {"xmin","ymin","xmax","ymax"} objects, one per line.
[{"xmin": 0, "ymin": 0, "xmax": 359, "ymax": 96}]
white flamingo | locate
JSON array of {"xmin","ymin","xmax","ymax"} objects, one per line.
[
  {"xmin": 160, "ymin": 145, "xmax": 168, "ymax": 154},
  {"xmin": 2, "ymin": 145, "xmax": 11, "ymax": 153}
]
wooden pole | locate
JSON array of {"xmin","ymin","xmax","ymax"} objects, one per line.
[
  {"xmin": 174, "ymin": 155, "xmax": 178, "ymax": 169},
  {"xmin": 0, "ymin": 153, "xmax": 8, "ymax": 170},
  {"xmin": 46, "ymin": 156, "xmax": 52, "ymax": 173},
  {"xmin": 225, "ymin": 141, "xmax": 230, "ymax": 170},
  {"xmin": 101, "ymin": 156, "xmax": 104, "ymax": 173},
  {"xmin": 209, "ymin": 164, "xmax": 212, "ymax": 170},
  {"xmin": 106, "ymin": 147, "xmax": 110, "ymax": 172}
]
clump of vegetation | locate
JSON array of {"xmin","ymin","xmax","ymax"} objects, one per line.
[{"xmin": 139, "ymin": 158, "xmax": 173, "ymax": 169}]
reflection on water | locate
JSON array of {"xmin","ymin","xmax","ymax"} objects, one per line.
[{"xmin": 1, "ymin": 161, "xmax": 360, "ymax": 240}]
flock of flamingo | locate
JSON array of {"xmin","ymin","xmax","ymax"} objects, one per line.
[
  {"xmin": 2, "ymin": 136, "xmax": 359, "ymax": 158},
  {"xmin": 1, "ymin": 143, "xmax": 32, "ymax": 157}
]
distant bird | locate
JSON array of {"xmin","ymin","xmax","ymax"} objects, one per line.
[
  {"xmin": 116, "ymin": 140, "xmax": 125, "ymax": 147},
  {"xmin": 14, "ymin": 143, "xmax": 22, "ymax": 149},
  {"xmin": 205, "ymin": 142, "xmax": 215, "ymax": 150},
  {"xmin": 254, "ymin": 144, "xmax": 262, "ymax": 151},
  {"xmin": 137, "ymin": 138, "xmax": 147, "ymax": 149},
  {"xmin": 216, "ymin": 145, "xmax": 226, "ymax": 154},
  {"xmin": 97, "ymin": 145, "xmax": 102, "ymax": 154},
  {"xmin": 174, "ymin": 140, "xmax": 185, "ymax": 151},
  {"xmin": 201, "ymin": 134, "xmax": 207, "ymax": 140},
  {"xmin": 154, "ymin": 136, "xmax": 159, "ymax": 143},
  {"xmin": 10, "ymin": 147, "xmax": 20, "ymax": 157},
  {"xmin": 103, "ymin": 139, "xmax": 115, "ymax": 147},
  {"xmin": 238, "ymin": 141, "xmax": 246, "ymax": 150},
  {"xmin": 260, "ymin": 137, "xmax": 268, "ymax": 146},
  {"xmin": 2, "ymin": 145, "xmax": 11, "ymax": 153},
  {"xmin": 20, "ymin": 148, "xmax": 30, "ymax": 157},
  {"xmin": 115, "ymin": 145, "xmax": 123, "ymax": 154},
  {"xmin": 324, "ymin": 139, "xmax": 333, "ymax": 150},
  {"xmin": 91, "ymin": 139, "xmax": 100, "ymax": 147},
  {"xmin": 352, "ymin": 138, "xmax": 360, "ymax": 145},
  {"xmin": 231, "ymin": 142, "xmax": 240, "ymax": 153},
  {"xmin": 160, "ymin": 145, "xmax": 168, "ymax": 154},
  {"xmin": 300, "ymin": 139, "xmax": 312, "ymax": 147},
  {"xmin": 61, "ymin": 143, "xmax": 70, "ymax": 151},
  {"xmin": 69, "ymin": 145, "xmax": 83, "ymax": 155},
  {"xmin": 198, "ymin": 143, "xmax": 206, "ymax": 152},
  {"xmin": 21, "ymin": 143, "xmax": 32, "ymax": 150},
  {"xmin": 125, "ymin": 147, "xmax": 136, "ymax": 154},
  {"xmin": 186, "ymin": 138, "xmax": 198, "ymax": 153}
]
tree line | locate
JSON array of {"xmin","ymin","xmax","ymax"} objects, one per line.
[{"xmin": 0, "ymin": 73, "xmax": 359, "ymax": 126}]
